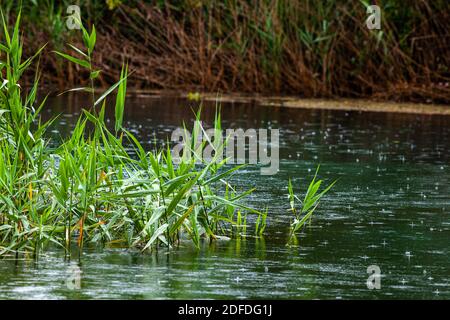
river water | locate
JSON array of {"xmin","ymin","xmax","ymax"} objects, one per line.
[{"xmin": 0, "ymin": 96, "xmax": 449, "ymax": 299}]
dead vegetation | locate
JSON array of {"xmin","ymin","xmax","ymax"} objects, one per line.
[{"xmin": 13, "ymin": 0, "xmax": 450, "ymax": 103}]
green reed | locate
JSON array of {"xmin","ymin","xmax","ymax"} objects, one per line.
[
  {"xmin": 0, "ymin": 11, "xmax": 334, "ymax": 257},
  {"xmin": 0, "ymin": 13, "xmax": 262, "ymax": 256},
  {"xmin": 287, "ymin": 166, "xmax": 336, "ymax": 243}
]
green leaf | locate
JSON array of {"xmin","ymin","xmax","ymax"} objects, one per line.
[
  {"xmin": 67, "ymin": 43, "xmax": 88, "ymax": 58},
  {"xmin": 90, "ymin": 70, "xmax": 101, "ymax": 79},
  {"xmin": 201, "ymin": 164, "xmax": 245, "ymax": 186},
  {"xmin": 88, "ymin": 25, "xmax": 96, "ymax": 54},
  {"xmin": 57, "ymin": 87, "xmax": 94, "ymax": 97},
  {"xmin": 53, "ymin": 51, "xmax": 90, "ymax": 69},
  {"xmin": 114, "ymin": 63, "xmax": 128, "ymax": 132},
  {"xmin": 142, "ymin": 223, "xmax": 168, "ymax": 252},
  {"xmin": 94, "ymin": 72, "xmax": 128, "ymax": 107},
  {"xmin": 169, "ymin": 205, "xmax": 195, "ymax": 235}
]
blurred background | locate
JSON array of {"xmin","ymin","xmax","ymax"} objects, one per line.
[{"xmin": 2, "ymin": 0, "xmax": 450, "ymax": 103}]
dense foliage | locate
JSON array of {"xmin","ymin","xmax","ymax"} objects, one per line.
[
  {"xmin": 2, "ymin": 0, "xmax": 449, "ymax": 102},
  {"xmin": 0, "ymin": 8, "xmax": 334, "ymax": 257}
]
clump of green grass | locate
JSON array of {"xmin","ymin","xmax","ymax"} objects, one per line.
[
  {"xmin": 287, "ymin": 166, "xmax": 336, "ymax": 242},
  {"xmin": 0, "ymin": 11, "xmax": 335, "ymax": 257},
  {"xmin": 255, "ymin": 208, "xmax": 268, "ymax": 237},
  {"xmin": 0, "ymin": 12, "xmax": 262, "ymax": 257}
]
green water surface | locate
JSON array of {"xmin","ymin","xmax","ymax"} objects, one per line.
[{"xmin": 0, "ymin": 97, "xmax": 449, "ymax": 299}]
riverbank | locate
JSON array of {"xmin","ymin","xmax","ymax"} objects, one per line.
[
  {"xmin": 10, "ymin": 0, "xmax": 450, "ymax": 104},
  {"xmin": 125, "ymin": 90, "xmax": 450, "ymax": 116}
]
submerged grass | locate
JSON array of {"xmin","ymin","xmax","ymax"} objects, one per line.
[{"xmin": 287, "ymin": 166, "xmax": 336, "ymax": 243}]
